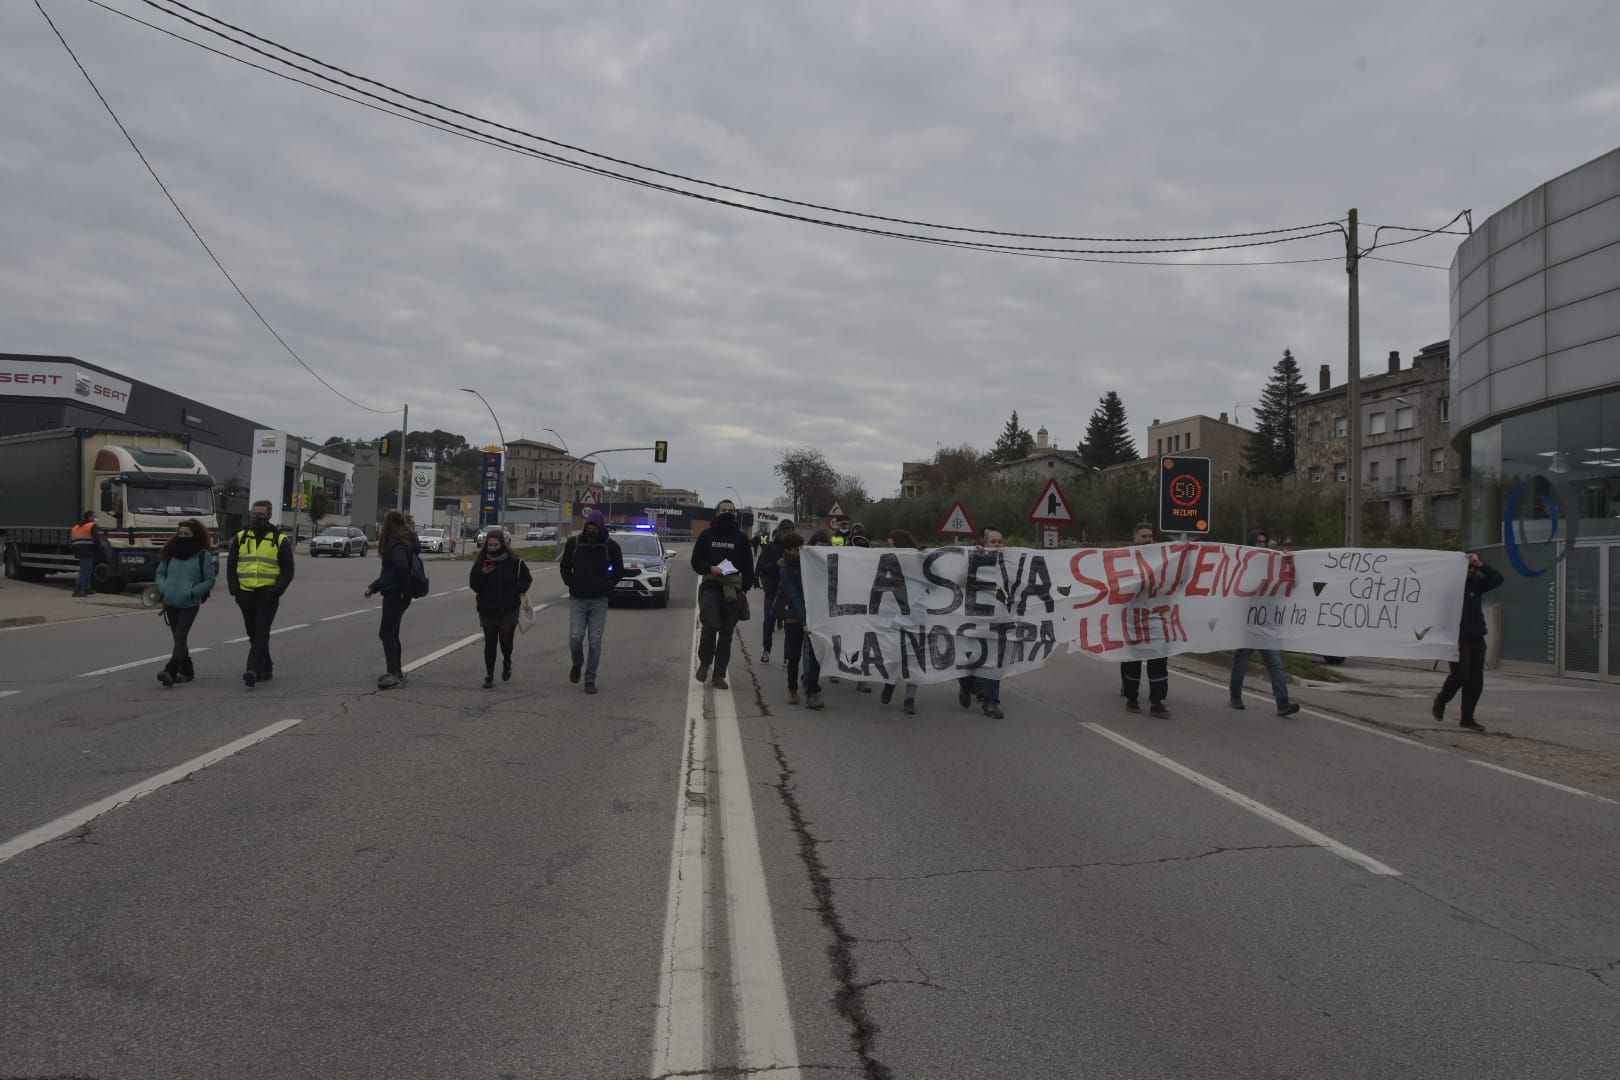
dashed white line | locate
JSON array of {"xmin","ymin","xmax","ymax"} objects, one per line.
[
  {"xmin": 0, "ymin": 718, "xmax": 303, "ymax": 865},
  {"xmin": 0, "ymin": 690, "xmax": 18, "ymax": 699},
  {"xmin": 320, "ymin": 609, "xmax": 370, "ymax": 622},
  {"xmin": 1082, "ymin": 722, "xmax": 1402, "ymax": 876},
  {"xmin": 223, "ymin": 635, "xmax": 250, "ymax": 645},
  {"xmin": 269, "ymin": 623, "xmax": 309, "ymax": 635},
  {"xmin": 431, "ymin": 591, "xmax": 453, "ymax": 598},
  {"xmin": 1467, "ymin": 760, "xmax": 1618, "ymax": 805},
  {"xmin": 1169, "ymin": 667, "xmax": 1439, "ymax": 751},
  {"xmin": 77, "ymin": 649, "xmax": 208, "ymax": 679},
  {"xmin": 401, "ymin": 633, "xmax": 483, "ymax": 674}
]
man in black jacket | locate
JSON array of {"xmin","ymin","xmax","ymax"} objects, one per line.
[
  {"xmin": 754, "ymin": 519, "xmax": 795, "ymax": 665},
  {"xmin": 691, "ymin": 499, "xmax": 755, "ymax": 689},
  {"xmin": 1433, "ymin": 551, "xmax": 1505, "ymax": 731},
  {"xmin": 560, "ymin": 510, "xmax": 624, "ymax": 693}
]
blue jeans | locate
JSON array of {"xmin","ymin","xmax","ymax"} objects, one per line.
[
  {"xmin": 76, "ymin": 555, "xmax": 94, "ymax": 594},
  {"xmin": 1230, "ymin": 649, "xmax": 1289, "ymax": 703},
  {"xmin": 569, "ymin": 597, "xmax": 609, "ymax": 682}
]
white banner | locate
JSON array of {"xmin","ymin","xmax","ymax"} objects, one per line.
[
  {"xmin": 248, "ymin": 429, "xmax": 288, "ymax": 524},
  {"xmin": 409, "ymin": 461, "xmax": 436, "ymax": 526},
  {"xmin": 0, "ymin": 358, "xmax": 132, "ymax": 414},
  {"xmin": 801, "ymin": 543, "xmax": 1468, "ymax": 685}
]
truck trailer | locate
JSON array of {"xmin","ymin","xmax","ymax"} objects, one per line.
[{"xmin": 0, "ymin": 428, "xmax": 222, "ymax": 592}]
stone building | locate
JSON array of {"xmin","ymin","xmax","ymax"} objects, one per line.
[
  {"xmin": 1292, "ymin": 341, "xmax": 1458, "ymax": 529},
  {"xmin": 503, "ymin": 438, "xmax": 595, "ymax": 502},
  {"xmin": 991, "ymin": 427, "xmax": 1091, "ymax": 485},
  {"xmin": 1143, "ymin": 413, "xmax": 1254, "ymax": 485}
]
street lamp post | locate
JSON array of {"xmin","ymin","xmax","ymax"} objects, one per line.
[{"xmin": 461, "ymin": 388, "xmax": 507, "ymax": 528}]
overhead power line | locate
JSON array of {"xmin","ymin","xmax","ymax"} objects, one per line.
[
  {"xmin": 1360, "ymin": 211, "xmax": 1471, "ymax": 258},
  {"xmin": 131, "ymin": 0, "xmax": 1343, "ymax": 250},
  {"xmin": 34, "ymin": 0, "xmax": 395, "ymax": 414}
]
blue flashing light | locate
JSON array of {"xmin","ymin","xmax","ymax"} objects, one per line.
[{"xmin": 634, "ymin": 522, "xmax": 656, "ymax": 530}]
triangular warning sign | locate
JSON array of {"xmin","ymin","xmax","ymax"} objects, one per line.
[
  {"xmin": 1028, "ymin": 478, "xmax": 1074, "ymax": 523},
  {"xmin": 577, "ymin": 491, "xmax": 598, "ymax": 505},
  {"xmin": 826, "ymin": 500, "xmax": 847, "ymax": 519},
  {"xmin": 938, "ymin": 501, "xmax": 976, "ymax": 537}
]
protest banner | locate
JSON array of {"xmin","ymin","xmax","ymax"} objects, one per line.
[{"xmin": 800, "ymin": 543, "xmax": 1468, "ymax": 686}]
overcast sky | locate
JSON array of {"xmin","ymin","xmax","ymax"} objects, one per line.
[{"xmin": 4, "ymin": 1, "xmax": 1617, "ymax": 505}]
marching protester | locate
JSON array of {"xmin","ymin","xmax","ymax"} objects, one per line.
[
  {"xmin": 778, "ymin": 529, "xmax": 826, "ymax": 709},
  {"xmin": 1432, "ymin": 551, "xmax": 1505, "ymax": 731},
  {"xmin": 956, "ymin": 526, "xmax": 1006, "ymax": 719},
  {"xmin": 153, "ymin": 518, "xmax": 215, "ymax": 687},
  {"xmin": 848, "ymin": 524, "xmax": 874, "ymax": 694},
  {"xmin": 365, "ymin": 510, "xmax": 419, "ymax": 690},
  {"xmin": 881, "ymin": 529, "xmax": 923, "ymax": 715},
  {"xmin": 691, "ymin": 498, "xmax": 755, "ymax": 690},
  {"xmin": 1228, "ymin": 529, "xmax": 1302, "ymax": 716},
  {"xmin": 228, "ymin": 499, "xmax": 295, "ymax": 689},
  {"xmin": 1120, "ymin": 521, "xmax": 1170, "ymax": 717},
  {"xmin": 560, "ymin": 510, "xmax": 624, "ymax": 694},
  {"xmin": 755, "ymin": 518, "xmax": 795, "ymax": 665},
  {"xmin": 469, "ymin": 526, "xmax": 533, "ymax": 689},
  {"xmin": 69, "ymin": 510, "xmax": 102, "ymax": 597}
]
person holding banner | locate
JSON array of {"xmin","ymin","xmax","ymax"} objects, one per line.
[
  {"xmin": 955, "ymin": 526, "xmax": 1007, "ymax": 719},
  {"xmin": 1432, "ymin": 552, "xmax": 1504, "ymax": 731},
  {"xmin": 881, "ymin": 530, "xmax": 923, "ymax": 715},
  {"xmin": 1228, "ymin": 529, "xmax": 1302, "ymax": 716},
  {"xmin": 1120, "ymin": 522, "xmax": 1171, "ymax": 717},
  {"xmin": 777, "ymin": 531, "xmax": 824, "ymax": 709}
]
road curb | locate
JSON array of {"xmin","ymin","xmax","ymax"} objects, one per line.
[{"xmin": 0, "ymin": 615, "xmax": 46, "ymax": 629}]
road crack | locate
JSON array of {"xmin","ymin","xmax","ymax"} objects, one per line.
[{"xmin": 829, "ymin": 843, "xmax": 1316, "ymax": 883}]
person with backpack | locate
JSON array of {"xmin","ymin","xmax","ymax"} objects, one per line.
[
  {"xmin": 469, "ymin": 527, "xmax": 533, "ymax": 688},
  {"xmin": 754, "ymin": 519, "xmax": 795, "ymax": 665},
  {"xmin": 560, "ymin": 509, "xmax": 624, "ymax": 693},
  {"xmin": 227, "ymin": 499, "xmax": 295, "ymax": 688},
  {"xmin": 365, "ymin": 510, "xmax": 421, "ymax": 690},
  {"xmin": 153, "ymin": 518, "xmax": 216, "ymax": 687}
]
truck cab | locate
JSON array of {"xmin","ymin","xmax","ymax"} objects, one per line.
[{"xmin": 91, "ymin": 445, "xmax": 220, "ymax": 581}]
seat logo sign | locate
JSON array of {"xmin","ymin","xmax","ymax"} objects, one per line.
[{"xmin": 1502, "ymin": 473, "xmax": 1580, "ymax": 578}]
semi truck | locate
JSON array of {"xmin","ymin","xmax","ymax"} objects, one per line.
[{"xmin": 0, "ymin": 428, "xmax": 222, "ymax": 593}]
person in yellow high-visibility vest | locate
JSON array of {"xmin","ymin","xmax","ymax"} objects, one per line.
[{"xmin": 227, "ymin": 500, "xmax": 295, "ymax": 688}]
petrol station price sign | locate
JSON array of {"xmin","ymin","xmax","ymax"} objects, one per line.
[{"xmin": 1157, "ymin": 455, "xmax": 1211, "ymax": 535}]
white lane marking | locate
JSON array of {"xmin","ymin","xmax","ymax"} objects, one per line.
[
  {"xmin": 1082, "ymin": 722, "xmax": 1401, "ymax": 877},
  {"xmin": 77, "ymin": 649, "xmax": 208, "ymax": 679},
  {"xmin": 0, "ymin": 718, "xmax": 303, "ymax": 865},
  {"xmin": 320, "ymin": 609, "xmax": 370, "ymax": 622},
  {"xmin": 1467, "ymin": 760, "xmax": 1619, "ymax": 806},
  {"xmin": 431, "ymin": 591, "xmax": 453, "ymax": 598},
  {"xmin": 401, "ymin": 633, "xmax": 483, "ymax": 674},
  {"xmin": 651, "ymin": 602, "xmax": 710, "ymax": 1077},
  {"xmin": 714, "ymin": 663, "xmax": 803, "ymax": 1074},
  {"xmin": 269, "ymin": 623, "xmax": 309, "ymax": 635},
  {"xmin": 1169, "ymin": 667, "xmax": 1439, "ymax": 752},
  {"xmin": 0, "ymin": 690, "xmax": 18, "ymax": 699},
  {"xmin": 223, "ymin": 635, "xmax": 250, "ymax": 645}
]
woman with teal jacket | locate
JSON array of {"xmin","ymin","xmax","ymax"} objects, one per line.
[{"xmin": 154, "ymin": 518, "xmax": 217, "ymax": 687}]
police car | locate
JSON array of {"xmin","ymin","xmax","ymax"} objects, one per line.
[{"xmin": 611, "ymin": 530, "xmax": 673, "ymax": 607}]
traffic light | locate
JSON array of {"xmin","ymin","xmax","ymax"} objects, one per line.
[
  {"xmin": 379, "ymin": 436, "xmax": 392, "ymax": 457},
  {"xmin": 654, "ymin": 440, "xmax": 668, "ymax": 463}
]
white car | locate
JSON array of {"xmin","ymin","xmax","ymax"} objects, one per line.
[
  {"xmin": 525, "ymin": 526, "xmax": 559, "ymax": 542},
  {"xmin": 309, "ymin": 525, "xmax": 368, "ymax": 558},
  {"xmin": 419, "ymin": 527, "xmax": 451, "ymax": 554},
  {"xmin": 611, "ymin": 531, "xmax": 673, "ymax": 607}
]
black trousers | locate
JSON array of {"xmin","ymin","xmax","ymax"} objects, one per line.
[
  {"xmin": 164, "ymin": 605, "xmax": 199, "ymax": 675},
  {"xmin": 698, "ymin": 585, "xmax": 741, "ymax": 677},
  {"xmin": 1437, "ymin": 638, "xmax": 1487, "ymax": 722},
  {"xmin": 379, "ymin": 591, "xmax": 412, "ymax": 676},
  {"xmin": 236, "ymin": 591, "xmax": 280, "ymax": 676},
  {"xmin": 761, "ymin": 580, "xmax": 780, "ymax": 653},
  {"xmin": 1120, "ymin": 657, "xmax": 1169, "ymax": 705}
]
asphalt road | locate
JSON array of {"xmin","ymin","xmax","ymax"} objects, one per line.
[{"xmin": 2, "ymin": 550, "xmax": 1617, "ymax": 1079}]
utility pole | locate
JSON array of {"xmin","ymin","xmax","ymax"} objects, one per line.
[
  {"xmin": 1345, "ymin": 208, "xmax": 1362, "ymax": 547},
  {"xmin": 396, "ymin": 404, "xmax": 410, "ymax": 520}
]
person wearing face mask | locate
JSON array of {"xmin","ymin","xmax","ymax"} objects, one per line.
[
  {"xmin": 365, "ymin": 510, "xmax": 419, "ymax": 690},
  {"xmin": 778, "ymin": 529, "xmax": 825, "ymax": 709},
  {"xmin": 560, "ymin": 509, "xmax": 624, "ymax": 694},
  {"xmin": 690, "ymin": 499, "xmax": 755, "ymax": 689},
  {"xmin": 955, "ymin": 526, "xmax": 1006, "ymax": 719},
  {"xmin": 754, "ymin": 519, "xmax": 796, "ymax": 666},
  {"xmin": 469, "ymin": 526, "xmax": 533, "ymax": 689},
  {"xmin": 1228, "ymin": 528, "xmax": 1301, "ymax": 716},
  {"xmin": 1120, "ymin": 522, "xmax": 1171, "ymax": 717},
  {"xmin": 154, "ymin": 518, "xmax": 216, "ymax": 687},
  {"xmin": 227, "ymin": 499, "xmax": 295, "ymax": 688}
]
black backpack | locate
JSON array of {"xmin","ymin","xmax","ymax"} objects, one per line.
[{"xmin": 407, "ymin": 546, "xmax": 430, "ymax": 599}]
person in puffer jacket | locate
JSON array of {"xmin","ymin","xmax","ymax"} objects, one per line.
[
  {"xmin": 154, "ymin": 518, "xmax": 216, "ymax": 687},
  {"xmin": 469, "ymin": 527, "xmax": 533, "ymax": 688},
  {"xmin": 560, "ymin": 510, "xmax": 624, "ymax": 693}
]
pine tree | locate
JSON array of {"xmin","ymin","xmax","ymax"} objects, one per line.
[
  {"xmin": 992, "ymin": 410, "xmax": 1036, "ymax": 463},
  {"xmin": 1079, "ymin": 392, "xmax": 1138, "ymax": 468},
  {"xmin": 1244, "ymin": 349, "xmax": 1310, "ymax": 477}
]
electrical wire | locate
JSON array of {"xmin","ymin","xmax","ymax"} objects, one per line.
[
  {"xmin": 1366, "ymin": 255, "xmax": 1449, "ymax": 270},
  {"xmin": 1360, "ymin": 212, "xmax": 1470, "ymax": 258},
  {"xmin": 33, "ymin": 0, "xmax": 396, "ymax": 414},
  {"xmin": 137, "ymin": 0, "xmax": 1343, "ymax": 248},
  {"xmin": 1361, "ymin": 223, "xmax": 1471, "ymax": 236}
]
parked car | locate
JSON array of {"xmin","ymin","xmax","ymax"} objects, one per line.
[
  {"xmin": 419, "ymin": 527, "xmax": 452, "ymax": 554},
  {"xmin": 309, "ymin": 525, "xmax": 368, "ymax": 557},
  {"xmin": 524, "ymin": 526, "xmax": 558, "ymax": 542},
  {"xmin": 610, "ymin": 531, "xmax": 673, "ymax": 607}
]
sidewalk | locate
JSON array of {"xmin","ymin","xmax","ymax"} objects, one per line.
[
  {"xmin": 0, "ymin": 577, "xmax": 146, "ymax": 629},
  {"xmin": 1175, "ymin": 652, "xmax": 1620, "ymax": 800}
]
